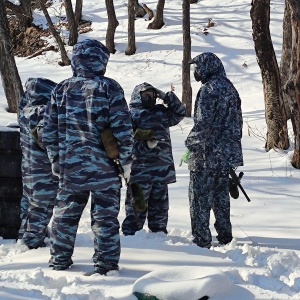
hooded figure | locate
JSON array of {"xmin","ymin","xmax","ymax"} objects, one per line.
[
  {"xmin": 185, "ymin": 52, "xmax": 243, "ymax": 248},
  {"xmin": 18, "ymin": 77, "xmax": 58, "ymax": 249},
  {"xmin": 121, "ymin": 82, "xmax": 186, "ymax": 236},
  {"xmin": 43, "ymin": 39, "xmax": 133, "ymax": 273}
]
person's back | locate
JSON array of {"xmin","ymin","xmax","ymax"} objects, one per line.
[
  {"xmin": 43, "ymin": 39, "xmax": 133, "ymax": 273},
  {"xmin": 18, "ymin": 77, "xmax": 58, "ymax": 249},
  {"xmin": 44, "ymin": 41, "xmax": 132, "ymax": 191}
]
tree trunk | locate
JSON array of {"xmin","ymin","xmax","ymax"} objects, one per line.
[
  {"xmin": 182, "ymin": 0, "xmax": 192, "ymax": 117},
  {"xmin": 105, "ymin": 0, "xmax": 119, "ymax": 54},
  {"xmin": 148, "ymin": 0, "xmax": 165, "ymax": 30},
  {"xmin": 126, "ymin": 0, "xmax": 136, "ymax": 55},
  {"xmin": 284, "ymin": 0, "xmax": 300, "ymax": 168},
  {"xmin": 250, "ymin": 0, "xmax": 289, "ymax": 151},
  {"xmin": 75, "ymin": 0, "xmax": 83, "ymax": 25},
  {"xmin": 5, "ymin": 0, "xmax": 33, "ymax": 31},
  {"xmin": 64, "ymin": 0, "xmax": 78, "ymax": 46},
  {"xmin": 135, "ymin": 0, "xmax": 146, "ymax": 18},
  {"xmin": 38, "ymin": 0, "xmax": 70, "ymax": 66},
  {"xmin": 0, "ymin": 0, "xmax": 23, "ymax": 113},
  {"xmin": 280, "ymin": 2, "xmax": 292, "ymax": 120}
]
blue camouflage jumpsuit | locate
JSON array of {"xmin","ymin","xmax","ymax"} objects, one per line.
[
  {"xmin": 122, "ymin": 82, "xmax": 186, "ymax": 235},
  {"xmin": 185, "ymin": 52, "xmax": 243, "ymax": 248},
  {"xmin": 42, "ymin": 39, "xmax": 133, "ymax": 273},
  {"xmin": 18, "ymin": 77, "xmax": 58, "ymax": 248}
]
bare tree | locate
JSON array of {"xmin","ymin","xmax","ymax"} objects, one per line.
[
  {"xmin": 284, "ymin": 0, "xmax": 300, "ymax": 168},
  {"xmin": 250, "ymin": 0, "xmax": 289, "ymax": 151},
  {"xmin": 143, "ymin": 4, "xmax": 154, "ymax": 20},
  {"xmin": 105, "ymin": 0, "xmax": 119, "ymax": 54},
  {"xmin": 75, "ymin": 0, "xmax": 83, "ymax": 25},
  {"xmin": 135, "ymin": 0, "xmax": 147, "ymax": 18},
  {"xmin": 38, "ymin": 0, "xmax": 70, "ymax": 66},
  {"xmin": 148, "ymin": 0, "xmax": 165, "ymax": 29},
  {"xmin": 0, "ymin": 0, "xmax": 23, "ymax": 113},
  {"xmin": 5, "ymin": 0, "xmax": 33, "ymax": 31},
  {"xmin": 280, "ymin": 2, "xmax": 292, "ymax": 120},
  {"xmin": 64, "ymin": 0, "xmax": 78, "ymax": 46},
  {"xmin": 182, "ymin": 0, "xmax": 192, "ymax": 117},
  {"xmin": 126, "ymin": 0, "xmax": 136, "ymax": 55}
]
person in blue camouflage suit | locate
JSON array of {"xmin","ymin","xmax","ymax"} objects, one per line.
[
  {"xmin": 185, "ymin": 52, "xmax": 243, "ymax": 248},
  {"xmin": 121, "ymin": 82, "xmax": 186, "ymax": 235},
  {"xmin": 18, "ymin": 77, "xmax": 58, "ymax": 249},
  {"xmin": 42, "ymin": 39, "xmax": 133, "ymax": 274}
]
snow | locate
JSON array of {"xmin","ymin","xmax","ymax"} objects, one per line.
[
  {"xmin": 1, "ymin": 0, "xmax": 300, "ymax": 299},
  {"xmin": 132, "ymin": 266, "xmax": 233, "ymax": 300}
]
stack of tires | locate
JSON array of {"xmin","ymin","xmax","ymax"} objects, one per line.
[{"xmin": 0, "ymin": 125, "xmax": 22, "ymax": 239}]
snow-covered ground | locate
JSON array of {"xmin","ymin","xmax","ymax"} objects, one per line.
[{"xmin": 1, "ymin": 0, "xmax": 299, "ymax": 299}]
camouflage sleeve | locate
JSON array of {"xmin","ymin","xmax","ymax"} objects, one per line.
[
  {"xmin": 108, "ymin": 85, "xmax": 133, "ymax": 166},
  {"xmin": 42, "ymin": 93, "xmax": 59, "ymax": 163},
  {"xmin": 164, "ymin": 92, "xmax": 186, "ymax": 127}
]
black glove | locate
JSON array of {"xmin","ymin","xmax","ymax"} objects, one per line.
[{"xmin": 155, "ymin": 88, "xmax": 166, "ymax": 100}]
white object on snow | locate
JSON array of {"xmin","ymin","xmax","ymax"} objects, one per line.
[{"xmin": 132, "ymin": 266, "xmax": 233, "ymax": 300}]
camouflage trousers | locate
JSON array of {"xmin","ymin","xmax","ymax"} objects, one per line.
[
  {"xmin": 50, "ymin": 188, "xmax": 121, "ymax": 271},
  {"xmin": 18, "ymin": 176, "xmax": 57, "ymax": 248},
  {"xmin": 189, "ymin": 169, "xmax": 232, "ymax": 247},
  {"xmin": 18, "ymin": 193, "xmax": 29, "ymax": 240},
  {"xmin": 122, "ymin": 182, "xmax": 169, "ymax": 235}
]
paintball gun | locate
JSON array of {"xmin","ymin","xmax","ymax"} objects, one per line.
[
  {"xmin": 101, "ymin": 128, "xmax": 147, "ymax": 212},
  {"xmin": 229, "ymin": 168, "xmax": 251, "ymax": 202}
]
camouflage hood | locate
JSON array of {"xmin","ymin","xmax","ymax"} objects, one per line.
[
  {"xmin": 19, "ymin": 77, "xmax": 57, "ymax": 110},
  {"xmin": 71, "ymin": 39, "xmax": 110, "ymax": 78},
  {"xmin": 190, "ymin": 52, "xmax": 226, "ymax": 83},
  {"xmin": 129, "ymin": 82, "xmax": 156, "ymax": 109}
]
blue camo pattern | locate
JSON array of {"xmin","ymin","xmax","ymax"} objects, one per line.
[
  {"xmin": 185, "ymin": 52, "xmax": 243, "ymax": 170},
  {"xmin": 42, "ymin": 39, "xmax": 133, "ymax": 191},
  {"xmin": 122, "ymin": 182, "xmax": 169, "ymax": 235},
  {"xmin": 121, "ymin": 83, "xmax": 185, "ymax": 235},
  {"xmin": 129, "ymin": 82, "xmax": 186, "ymax": 184},
  {"xmin": 186, "ymin": 52, "xmax": 243, "ymax": 247},
  {"xmin": 189, "ymin": 169, "xmax": 232, "ymax": 247},
  {"xmin": 18, "ymin": 77, "xmax": 58, "ymax": 248},
  {"xmin": 43, "ymin": 39, "xmax": 133, "ymax": 271},
  {"xmin": 50, "ymin": 188, "xmax": 120, "ymax": 271}
]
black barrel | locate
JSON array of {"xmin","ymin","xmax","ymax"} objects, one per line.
[{"xmin": 0, "ymin": 125, "xmax": 22, "ymax": 239}]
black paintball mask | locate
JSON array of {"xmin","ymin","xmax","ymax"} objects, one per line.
[
  {"xmin": 193, "ymin": 69, "xmax": 202, "ymax": 82},
  {"xmin": 140, "ymin": 88, "xmax": 157, "ymax": 109}
]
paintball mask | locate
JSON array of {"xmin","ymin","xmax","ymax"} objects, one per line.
[
  {"xmin": 140, "ymin": 89, "xmax": 157, "ymax": 109},
  {"xmin": 193, "ymin": 68, "xmax": 202, "ymax": 82}
]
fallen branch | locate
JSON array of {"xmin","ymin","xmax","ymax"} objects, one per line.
[{"xmin": 27, "ymin": 45, "xmax": 56, "ymax": 59}]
